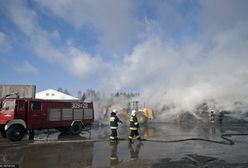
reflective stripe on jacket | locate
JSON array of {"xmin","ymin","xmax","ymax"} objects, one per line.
[
  {"xmin": 110, "ymin": 112, "xmax": 120, "ymax": 129},
  {"xmin": 129, "ymin": 115, "xmax": 139, "ymax": 130}
]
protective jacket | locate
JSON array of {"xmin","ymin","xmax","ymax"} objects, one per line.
[
  {"xmin": 110, "ymin": 112, "xmax": 121, "ymax": 129},
  {"xmin": 129, "ymin": 115, "xmax": 139, "ymax": 130}
]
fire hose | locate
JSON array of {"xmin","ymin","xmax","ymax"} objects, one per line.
[
  {"xmin": 29, "ymin": 133, "xmax": 248, "ymax": 145},
  {"xmin": 1, "ymin": 133, "xmax": 248, "ymax": 147},
  {"xmin": 43, "ymin": 133, "xmax": 248, "ymax": 146},
  {"xmin": 145, "ymin": 133, "xmax": 248, "ymax": 145}
]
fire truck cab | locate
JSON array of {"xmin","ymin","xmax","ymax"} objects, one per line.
[{"xmin": 0, "ymin": 98, "xmax": 94, "ymax": 141}]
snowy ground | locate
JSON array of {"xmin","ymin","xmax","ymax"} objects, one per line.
[{"xmin": 0, "ymin": 122, "xmax": 248, "ymax": 168}]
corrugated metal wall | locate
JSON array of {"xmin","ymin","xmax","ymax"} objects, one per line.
[{"xmin": 0, "ymin": 84, "xmax": 36, "ymax": 98}]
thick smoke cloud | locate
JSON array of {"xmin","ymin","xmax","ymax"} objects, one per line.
[
  {"xmin": 109, "ymin": 34, "xmax": 248, "ymax": 121},
  {"xmin": 102, "ymin": 1, "xmax": 248, "ymax": 121}
]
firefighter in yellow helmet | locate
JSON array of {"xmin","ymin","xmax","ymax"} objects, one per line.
[
  {"xmin": 109, "ymin": 109, "xmax": 123, "ymax": 142},
  {"xmin": 128, "ymin": 110, "xmax": 141, "ymax": 143}
]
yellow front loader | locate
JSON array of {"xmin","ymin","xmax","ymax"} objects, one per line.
[{"xmin": 104, "ymin": 101, "xmax": 154, "ymax": 124}]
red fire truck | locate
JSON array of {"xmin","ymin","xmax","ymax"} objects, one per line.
[{"xmin": 0, "ymin": 98, "xmax": 94, "ymax": 141}]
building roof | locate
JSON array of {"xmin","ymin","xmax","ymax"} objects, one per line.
[{"xmin": 35, "ymin": 89, "xmax": 78, "ymax": 100}]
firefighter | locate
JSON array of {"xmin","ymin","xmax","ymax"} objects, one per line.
[
  {"xmin": 109, "ymin": 109, "xmax": 122, "ymax": 142},
  {"xmin": 209, "ymin": 110, "xmax": 215, "ymax": 123},
  {"xmin": 128, "ymin": 110, "xmax": 141, "ymax": 143}
]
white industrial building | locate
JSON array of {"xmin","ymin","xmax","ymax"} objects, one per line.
[{"xmin": 36, "ymin": 89, "xmax": 78, "ymax": 100}]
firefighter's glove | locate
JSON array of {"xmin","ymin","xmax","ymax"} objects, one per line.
[{"xmin": 119, "ymin": 120, "xmax": 123, "ymax": 124}]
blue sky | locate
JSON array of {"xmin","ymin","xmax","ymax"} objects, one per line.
[{"xmin": 0, "ymin": 0, "xmax": 248, "ymax": 111}]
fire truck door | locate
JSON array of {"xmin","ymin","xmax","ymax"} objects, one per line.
[
  {"xmin": 29, "ymin": 101, "xmax": 47, "ymax": 128},
  {"xmin": 15, "ymin": 100, "xmax": 26, "ymax": 120}
]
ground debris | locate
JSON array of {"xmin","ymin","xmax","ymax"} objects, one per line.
[
  {"xmin": 187, "ymin": 154, "xmax": 217, "ymax": 164},
  {"xmin": 152, "ymin": 154, "xmax": 248, "ymax": 168}
]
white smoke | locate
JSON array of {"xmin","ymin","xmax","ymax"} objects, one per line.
[{"xmin": 101, "ymin": 20, "xmax": 248, "ymax": 122}]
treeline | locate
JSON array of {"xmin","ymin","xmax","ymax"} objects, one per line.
[
  {"xmin": 112, "ymin": 92, "xmax": 140, "ymax": 97},
  {"xmin": 57, "ymin": 88, "xmax": 139, "ymax": 101},
  {"xmin": 57, "ymin": 88, "xmax": 70, "ymax": 95}
]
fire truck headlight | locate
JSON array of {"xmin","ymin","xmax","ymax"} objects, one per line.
[{"xmin": 4, "ymin": 114, "xmax": 11, "ymax": 117}]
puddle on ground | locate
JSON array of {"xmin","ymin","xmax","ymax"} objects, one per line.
[{"xmin": 1, "ymin": 122, "xmax": 248, "ymax": 168}]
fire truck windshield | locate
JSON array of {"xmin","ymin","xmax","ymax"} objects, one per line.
[{"xmin": 1, "ymin": 100, "xmax": 16, "ymax": 110}]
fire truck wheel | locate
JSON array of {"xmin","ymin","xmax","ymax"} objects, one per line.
[
  {"xmin": 6, "ymin": 125, "xmax": 26, "ymax": 141},
  {"xmin": 70, "ymin": 122, "xmax": 83, "ymax": 135},
  {"xmin": 1, "ymin": 130, "xmax": 6, "ymax": 138}
]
